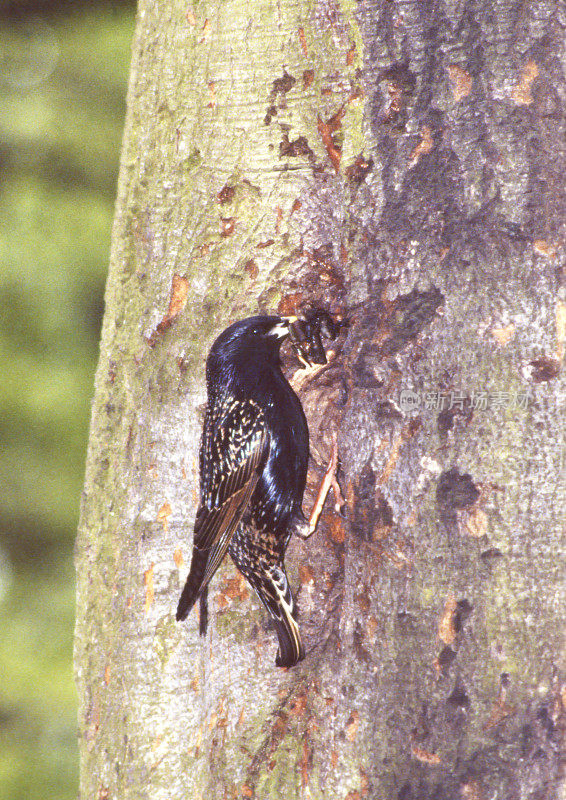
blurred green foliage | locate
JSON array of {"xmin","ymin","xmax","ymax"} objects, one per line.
[{"xmin": 0, "ymin": 3, "xmax": 135, "ymax": 797}]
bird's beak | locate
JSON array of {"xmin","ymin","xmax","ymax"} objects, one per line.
[{"xmin": 270, "ymin": 316, "xmax": 297, "ymax": 339}]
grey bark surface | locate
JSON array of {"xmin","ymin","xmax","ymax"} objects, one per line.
[{"xmin": 75, "ymin": 1, "xmax": 565, "ymax": 798}]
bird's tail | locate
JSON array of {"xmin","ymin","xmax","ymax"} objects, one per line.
[
  {"xmin": 254, "ymin": 564, "xmax": 305, "ymax": 668},
  {"xmin": 198, "ymin": 588, "xmax": 208, "ymax": 635},
  {"xmin": 176, "ymin": 548, "xmax": 209, "ymax": 632}
]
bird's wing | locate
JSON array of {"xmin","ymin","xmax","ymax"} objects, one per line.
[{"xmin": 194, "ymin": 398, "xmax": 268, "ymax": 589}]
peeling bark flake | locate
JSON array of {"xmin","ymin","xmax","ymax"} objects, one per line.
[
  {"xmin": 490, "ymin": 324, "xmax": 515, "ymax": 347},
  {"xmin": 217, "ymin": 184, "xmax": 235, "ymax": 203},
  {"xmin": 377, "ymin": 422, "xmax": 420, "ymax": 485},
  {"xmin": 409, "ymin": 125, "xmax": 434, "ymax": 164},
  {"xmin": 157, "ymin": 500, "xmax": 172, "ymax": 532},
  {"xmin": 511, "ymin": 60, "xmax": 539, "ymax": 105},
  {"xmin": 346, "ymin": 42, "xmax": 356, "ymax": 66},
  {"xmin": 144, "ymin": 565, "xmax": 154, "ymax": 613},
  {"xmin": 147, "ymin": 274, "xmax": 189, "ymax": 346},
  {"xmin": 164, "ymin": 274, "xmax": 189, "ymax": 317},
  {"xmin": 303, "ymin": 69, "xmax": 314, "ymax": 88},
  {"xmin": 447, "ymin": 64, "xmax": 473, "ymax": 101},
  {"xmin": 482, "ymin": 699, "xmax": 516, "ymax": 730},
  {"xmin": 438, "ymin": 595, "xmax": 458, "ymax": 644},
  {"xmin": 533, "ymin": 239, "xmax": 557, "ymax": 259},
  {"xmin": 199, "ymin": 18, "xmax": 210, "ymax": 44},
  {"xmin": 345, "ymin": 710, "xmax": 360, "ymax": 741},
  {"xmin": 466, "ymin": 507, "xmax": 488, "ymax": 538},
  {"xmin": 244, "ymin": 259, "xmax": 259, "ymax": 279},
  {"xmin": 277, "ymin": 291, "xmax": 304, "ymax": 315},
  {"xmin": 410, "ymin": 743, "xmax": 442, "ymax": 765},
  {"xmin": 317, "ymin": 109, "xmax": 345, "ymax": 172},
  {"xmin": 300, "ymin": 738, "xmax": 310, "ymax": 787},
  {"xmin": 299, "ymin": 564, "xmax": 315, "ymax": 585},
  {"xmin": 217, "ymin": 573, "xmax": 249, "ymax": 603},
  {"xmin": 220, "ymin": 217, "xmax": 235, "ymax": 237},
  {"xmin": 206, "ymin": 81, "xmax": 216, "ymax": 108},
  {"xmin": 298, "ymin": 26, "xmax": 308, "ymax": 58}
]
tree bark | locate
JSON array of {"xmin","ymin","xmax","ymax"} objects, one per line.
[{"xmin": 75, "ymin": 1, "xmax": 565, "ymax": 798}]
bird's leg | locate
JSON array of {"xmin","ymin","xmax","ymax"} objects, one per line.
[{"xmin": 293, "ymin": 433, "xmax": 345, "ymax": 539}]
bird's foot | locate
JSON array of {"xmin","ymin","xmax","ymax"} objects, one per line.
[
  {"xmin": 289, "ymin": 513, "xmax": 314, "ymax": 540},
  {"xmin": 295, "ymin": 433, "xmax": 345, "ymax": 539}
]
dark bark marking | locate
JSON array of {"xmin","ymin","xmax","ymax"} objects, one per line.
[
  {"xmin": 346, "ymin": 284, "xmax": 444, "ymax": 392},
  {"xmin": 380, "ymin": 286, "xmax": 444, "ymax": 358},
  {"xmin": 264, "ymin": 69, "xmax": 297, "ymax": 124},
  {"xmin": 217, "ymin": 185, "xmax": 235, "ymax": 204},
  {"xmin": 446, "ymin": 678, "xmax": 470, "ymax": 711},
  {"xmin": 526, "ymin": 356, "xmax": 561, "ymax": 383},
  {"xmin": 480, "ymin": 547, "xmax": 502, "ymax": 561},
  {"xmin": 349, "ymin": 461, "xmax": 395, "ymax": 543},
  {"xmin": 453, "ymin": 598, "xmax": 473, "ymax": 633},
  {"xmin": 271, "ymin": 70, "xmax": 297, "ymax": 96},
  {"xmin": 374, "ymin": 63, "xmax": 417, "ymax": 131},
  {"xmin": 437, "ymin": 397, "xmax": 474, "ymax": 435},
  {"xmin": 436, "ymin": 468, "xmax": 480, "ymax": 525},
  {"xmin": 344, "ymin": 156, "xmax": 373, "ymax": 186},
  {"xmin": 348, "ymin": 461, "xmax": 376, "ymax": 542},
  {"xmin": 279, "ymin": 131, "xmax": 315, "ymax": 160},
  {"xmin": 436, "ymin": 645, "xmax": 456, "ymax": 676}
]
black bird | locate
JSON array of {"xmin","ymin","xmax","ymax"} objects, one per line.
[{"xmin": 176, "ymin": 315, "xmax": 314, "ymax": 667}]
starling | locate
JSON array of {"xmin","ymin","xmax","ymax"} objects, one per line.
[{"xmin": 176, "ymin": 315, "xmax": 318, "ymax": 667}]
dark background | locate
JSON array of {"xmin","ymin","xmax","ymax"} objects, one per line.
[{"xmin": 0, "ymin": 1, "xmax": 135, "ymax": 796}]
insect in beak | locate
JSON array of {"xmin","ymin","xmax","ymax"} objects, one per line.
[
  {"xmin": 287, "ymin": 310, "xmax": 349, "ymax": 368},
  {"xmin": 288, "ymin": 323, "xmax": 319, "ymax": 367}
]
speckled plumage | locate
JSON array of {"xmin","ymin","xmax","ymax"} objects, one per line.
[{"xmin": 176, "ymin": 315, "xmax": 310, "ymax": 667}]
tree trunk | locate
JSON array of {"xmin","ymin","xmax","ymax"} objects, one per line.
[{"xmin": 75, "ymin": 1, "xmax": 565, "ymax": 798}]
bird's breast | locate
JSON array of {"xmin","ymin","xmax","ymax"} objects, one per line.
[
  {"xmin": 213, "ymin": 358, "xmax": 309, "ymax": 533},
  {"xmin": 253, "ymin": 379, "xmax": 309, "ymax": 533}
]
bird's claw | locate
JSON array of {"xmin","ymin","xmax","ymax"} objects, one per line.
[
  {"xmin": 300, "ymin": 433, "xmax": 345, "ymax": 536},
  {"xmin": 288, "ymin": 513, "xmax": 315, "ymax": 540}
]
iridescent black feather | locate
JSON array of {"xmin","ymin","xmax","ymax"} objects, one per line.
[{"xmin": 176, "ymin": 315, "xmax": 312, "ymax": 667}]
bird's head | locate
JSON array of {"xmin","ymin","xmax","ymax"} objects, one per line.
[{"xmin": 208, "ymin": 315, "xmax": 297, "ymax": 374}]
